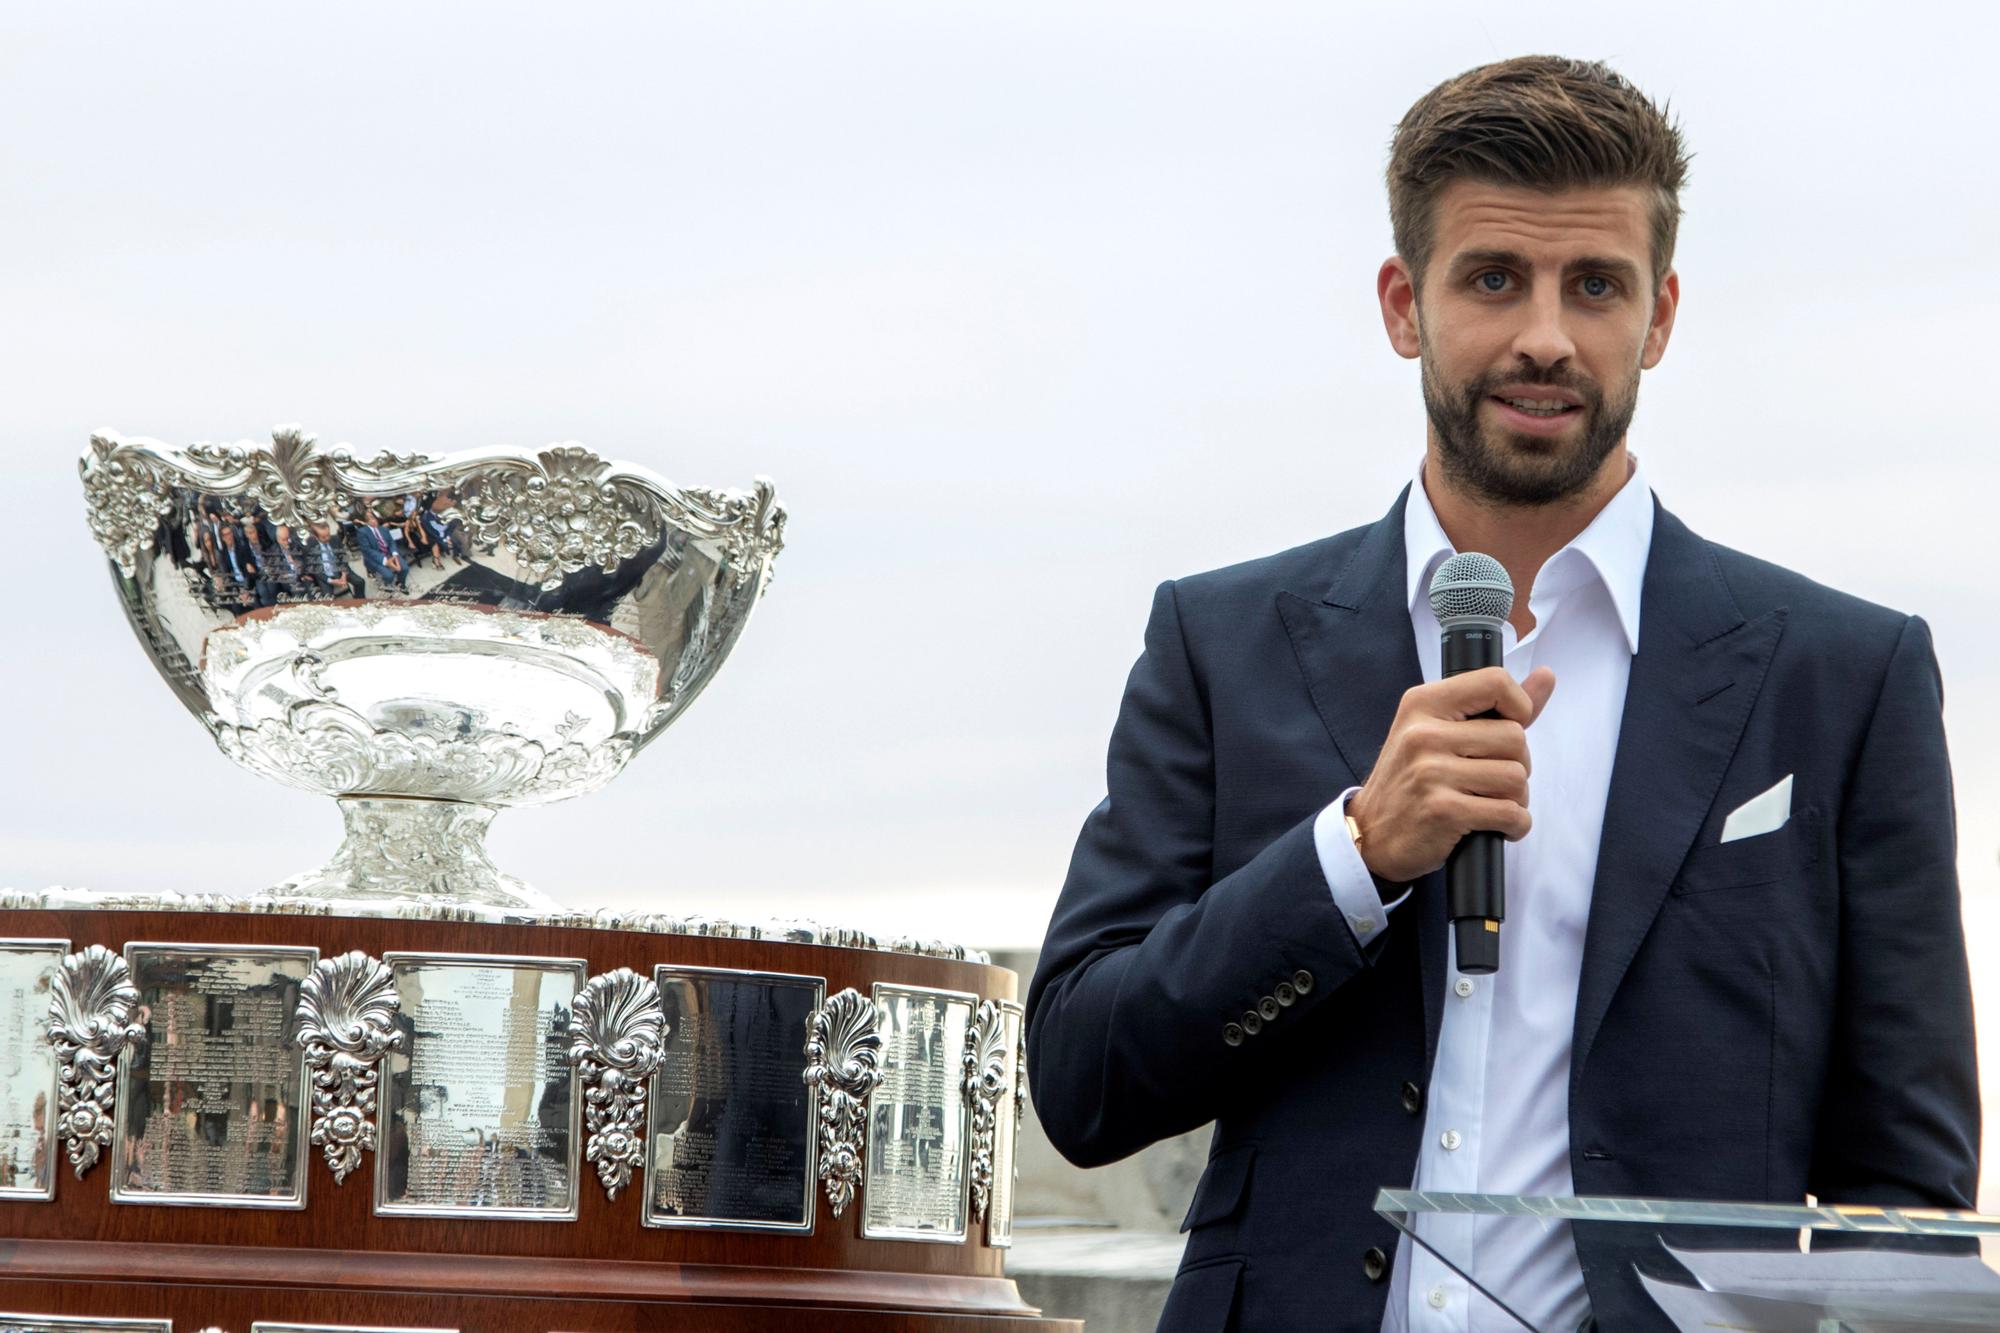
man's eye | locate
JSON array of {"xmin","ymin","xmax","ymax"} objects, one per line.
[
  {"xmin": 1476, "ymin": 271, "xmax": 1509, "ymax": 292},
  {"xmin": 1580, "ymin": 275, "xmax": 1612, "ymax": 298}
]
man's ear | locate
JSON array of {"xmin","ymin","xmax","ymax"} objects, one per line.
[
  {"xmin": 1378, "ymin": 256, "xmax": 1422, "ymax": 360},
  {"xmin": 1641, "ymin": 267, "xmax": 1679, "ymax": 370}
]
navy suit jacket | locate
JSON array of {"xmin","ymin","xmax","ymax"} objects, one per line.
[{"xmin": 1025, "ymin": 488, "xmax": 1979, "ymax": 1331}]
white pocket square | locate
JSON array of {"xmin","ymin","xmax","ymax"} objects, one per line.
[{"xmin": 1720, "ymin": 774, "xmax": 1792, "ymax": 843}]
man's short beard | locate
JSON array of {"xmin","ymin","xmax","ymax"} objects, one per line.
[{"xmin": 1418, "ymin": 328, "xmax": 1640, "ymax": 507}]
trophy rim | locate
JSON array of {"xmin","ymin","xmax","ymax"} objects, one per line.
[{"xmin": 80, "ymin": 424, "xmax": 787, "ymax": 588}]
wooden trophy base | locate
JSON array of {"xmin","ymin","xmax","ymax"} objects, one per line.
[{"xmin": 0, "ymin": 906, "xmax": 1082, "ymax": 1333}]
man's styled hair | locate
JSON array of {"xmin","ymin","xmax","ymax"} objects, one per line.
[{"xmin": 1387, "ymin": 56, "xmax": 1692, "ymax": 292}]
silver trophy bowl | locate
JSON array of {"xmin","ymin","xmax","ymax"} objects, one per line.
[{"xmin": 81, "ymin": 427, "xmax": 785, "ymax": 915}]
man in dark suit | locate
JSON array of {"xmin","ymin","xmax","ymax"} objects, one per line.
[
  {"xmin": 1026, "ymin": 56, "xmax": 1978, "ymax": 1332},
  {"xmin": 354, "ymin": 507, "xmax": 408, "ymax": 592},
  {"xmin": 303, "ymin": 520, "xmax": 365, "ymax": 601},
  {"xmin": 260, "ymin": 522, "xmax": 311, "ymax": 603},
  {"xmin": 210, "ymin": 521, "xmax": 263, "ymax": 609}
]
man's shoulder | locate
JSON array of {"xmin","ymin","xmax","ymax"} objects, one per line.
[
  {"xmin": 1684, "ymin": 523, "xmax": 1919, "ymax": 659},
  {"xmin": 1166, "ymin": 522, "xmax": 1378, "ymax": 614}
]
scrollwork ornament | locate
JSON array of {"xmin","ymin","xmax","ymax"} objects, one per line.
[
  {"xmin": 802, "ymin": 987, "xmax": 883, "ymax": 1219},
  {"xmin": 962, "ymin": 1001, "xmax": 1009, "ymax": 1224},
  {"xmin": 45, "ymin": 944, "xmax": 146, "ymax": 1179},
  {"xmin": 297, "ymin": 950, "xmax": 404, "ymax": 1184},
  {"xmin": 569, "ymin": 968, "xmax": 668, "ymax": 1200}
]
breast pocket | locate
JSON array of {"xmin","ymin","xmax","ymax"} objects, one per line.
[{"xmin": 1671, "ymin": 805, "xmax": 1823, "ymax": 896}]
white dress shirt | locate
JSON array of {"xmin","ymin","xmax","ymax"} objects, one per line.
[{"xmin": 1313, "ymin": 452, "xmax": 1656, "ymax": 1332}]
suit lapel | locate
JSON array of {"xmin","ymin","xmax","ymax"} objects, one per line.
[
  {"xmin": 1570, "ymin": 501, "xmax": 1787, "ymax": 1093},
  {"xmin": 1277, "ymin": 486, "xmax": 1449, "ymax": 1069}
]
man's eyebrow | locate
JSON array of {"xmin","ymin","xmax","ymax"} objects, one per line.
[{"xmin": 1448, "ymin": 249, "xmax": 1643, "ymax": 286}]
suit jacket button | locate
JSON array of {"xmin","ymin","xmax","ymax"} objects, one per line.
[
  {"xmin": 1363, "ymin": 1246, "xmax": 1388, "ymax": 1282},
  {"xmin": 1401, "ymin": 1080, "xmax": 1422, "ymax": 1116},
  {"xmin": 1292, "ymin": 969, "xmax": 1315, "ymax": 995},
  {"xmin": 1223, "ymin": 1022, "xmax": 1245, "ymax": 1047},
  {"xmin": 1274, "ymin": 981, "xmax": 1297, "ymax": 1006},
  {"xmin": 1258, "ymin": 996, "xmax": 1280, "ymax": 1021},
  {"xmin": 1241, "ymin": 1010, "xmax": 1263, "ymax": 1036}
]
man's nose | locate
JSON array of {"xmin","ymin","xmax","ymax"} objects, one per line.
[{"xmin": 1511, "ymin": 282, "xmax": 1577, "ymax": 368}]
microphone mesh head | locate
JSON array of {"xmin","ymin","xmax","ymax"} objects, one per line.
[{"xmin": 1428, "ymin": 552, "xmax": 1514, "ymax": 626}]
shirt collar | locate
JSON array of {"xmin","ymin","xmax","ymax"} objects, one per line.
[{"xmin": 1403, "ymin": 451, "xmax": 1655, "ymax": 655}]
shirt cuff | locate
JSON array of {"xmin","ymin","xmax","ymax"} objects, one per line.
[{"xmin": 1314, "ymin": 786, "xmax": 1414, "ymax": 946}]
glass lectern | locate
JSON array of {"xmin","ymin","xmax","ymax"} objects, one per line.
[{"xmin": 1374, "ymin": 1189, "xmax": 2000, "ymax": 1332}]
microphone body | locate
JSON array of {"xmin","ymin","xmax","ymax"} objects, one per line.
[
  {"xmin": 1427, "ymin": 551, "xmax": 1516, "ymax": 975},
  {"xmin": 1440, "ymin": 618, "xmax": 1506, "ymax": 974}
]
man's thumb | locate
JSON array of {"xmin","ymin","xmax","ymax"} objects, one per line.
[{"xmin": 1523, "ymin": 666, "xmax": 1558, "ymax": 724}]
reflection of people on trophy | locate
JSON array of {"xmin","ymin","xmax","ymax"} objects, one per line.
[
  {"xmin": 303, "ymin": 521, "xmax": 365, "ymax": 601},
  {"xmin": 354, "ymin": 507, "xmax": 408, "ymax": 593},
  {"xmin": 401, "ymin": 497, "xmax": 440, "ymax": 570},
  {"xmin": 211, "ymin": 522, "xmax": 263, "ymax": 610},
  {"xmin": 260, "ymin": 523, "xmax": 311, "ymax": 601},
  {"xmin": 423, "ymin": 490, "xmax": 469, "ymax": 564}
]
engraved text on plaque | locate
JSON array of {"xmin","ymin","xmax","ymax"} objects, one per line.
[
  {"xmin": 643, "ymin": 966, "xmax": 823, "ymax": 1232},
  {"xmin": 376, "ymin": 953, "xmax": 584, "ymax": 1220},
  {"xmin": 988, "ymin": 1000, "xmax": 1023, "ymax": 1246},
  {"xmin": 0, "ymin": 940, "xmax": 65, "ymax": 1202},
  {"xmin": 112, "ymin": 943, "xmax": 316, "ymax": 1208},
  {"xmin": 862, "ymin": 983, "xmax": 973, "ymax": 1242}
]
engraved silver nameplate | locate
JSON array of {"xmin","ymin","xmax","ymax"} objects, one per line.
[
  {"xmin": 988, "ymin": 999, "xmax": 1024, "ymax": 1247},
  {"xmin": 0, "ymin": 940, "xmax": 66, "ymax": 1201},
  {"xmin": 112, "ymin": 943, "xmax": 316, "ymax": 1209},
  {"xmin": 861, "ymin": 983, "xmax": 974, "ymax": 1243},
  {"xmin": 644, "ymin": 966, "xmax": 824, "ymax": 1233},
  {"xmin": 375, "ymin": 952, "xmax": 584, "ymax": 1220}
]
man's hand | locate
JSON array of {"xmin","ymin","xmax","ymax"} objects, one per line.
[{"xmin": 1346, "ymin": 666, "xmax": 1557, "ymax": 885}]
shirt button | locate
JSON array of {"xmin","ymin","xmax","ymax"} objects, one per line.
[
  {"xmin": 1440, "ymin": 1129, "xmax": 1462, "ymax": 1152},
  {"xmin": 1454, "ymin": 977, "xmax": 1476, "ymax": 998},
  {"xmin": 1354, "ymin": 916, "xmax": 1376, "ymax": 935},
  {"xmin": 1428, "ymin": 1286, "xmax": 1448, "ymax": 1309}
]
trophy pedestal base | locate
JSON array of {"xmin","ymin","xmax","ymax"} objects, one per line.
[
  {"xmin": 0, "ymin": 1243, "xmax": 1082, "ymax": 1331},
  {"xmin": 0, "ymin": 905, "xmax": 1075, "ymax": 1333}
]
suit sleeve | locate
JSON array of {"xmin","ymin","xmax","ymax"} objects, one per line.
[
  {"xmin": 1808, "ymin": 614, "xmax": 1981, "ymax": 1213},
  {"xmin": 1024, "ymin": 579, "xmax": 1392, "ymax": 1168}
]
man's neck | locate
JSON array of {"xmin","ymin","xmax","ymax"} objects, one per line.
[{"xmin": 1421, "ymin": 442, "xmax": 1633, "ymax": 638}]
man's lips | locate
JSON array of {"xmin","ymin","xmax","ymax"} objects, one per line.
[{"xmin": 1486, "ymin": 394, "xmax": 1583, "ymax": 434}]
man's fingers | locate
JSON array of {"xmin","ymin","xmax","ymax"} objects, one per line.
[
  {"xmin": 1440, "ymin": 718, "xmax": 1532, "ymax": 771},
  {"xmin": 1448, "ymin": 792, "xmax": 1533, "ymax": 841},
  {"xmin": 1421, "ymin": 666, "xmax": 1558, "ymax": 727},
  {"xmin": 1521, "ymin": 666, "xmax": 1558, "ymax": 725},
  {"xmin": 1445, "ymin": 756, "xmax": 1530, "ymax": 803},
  {"xmin": 1428, "ymin": 667, "xmax": 1535, "ymax": 723}
]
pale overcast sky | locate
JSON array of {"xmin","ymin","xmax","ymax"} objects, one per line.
[{"xmin": 4, "ymin": 3, "xmax": 1995, "ymax": 965}]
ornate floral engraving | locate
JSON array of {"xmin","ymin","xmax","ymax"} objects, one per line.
[
  {"xmin": 45, "ymin": 945, "xmax": 146, "ymax": 1179},
  {"xmin": 961, "ymin": 1000, "xmax": 1010, "ymax": 1224},
  {"xmin": 296, "ymin": 951, "xmax": 404, "ymax": 1184},
  {"xmin": 803, "ymin": 988, "xmax": 884, "ymax": 1219},
  {"xmin": 568, "ymin": 968, "xmax": 668, "ymax": 1200},
  {"xmin": 458, "ymin": 445, "xmax": 664, "ymax": 589}
]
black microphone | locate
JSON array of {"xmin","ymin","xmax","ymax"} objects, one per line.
[{"xmin": 1427, "ymin": 553, "xmax": 1515, "ymax": 975}]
